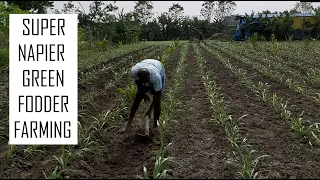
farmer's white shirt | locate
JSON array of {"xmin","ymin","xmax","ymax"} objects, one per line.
[{"xmin": 131, "ymin": 59, "xmax": 165, "ymax": 93}]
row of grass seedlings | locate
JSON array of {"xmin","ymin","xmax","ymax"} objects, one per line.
[
  {"xmin": 78, "ymin": 43, "xmax": 152, "ymax": 78},
  {"xmin": 259, "ymin": 42, "xmax": 320, "ymax": 82},
  {"xmin": 212, "ymin": 42, "xmax": 307, "ymax": 88},
  {"xmin": 212, "ymin": 42, "xmax": 297, "ymax": 82},
  {"xmin": 234, "ymin": 42, "xmax": 317, "ymax": 91},
  {"xmin": 158, "ymin": 40, "xmax": 180, "ymax": 67},
  {"xmin": 229, "ymin": 42, "xmax": 320, "ymax": 97},
  {"xmin": 79, "ymin": 46, "xmax": 156, "ymax": 86},
  {"xmin": 194, "ymin": 44, "xmax": 269, "ymax": 179},
  {"xmin": 139, "ymin": 43, "xmax": 187, "ymax": 179},
  {"xmin": 43, "ymin": 46, "xmax": 168, "ymax": 179},
  {"xmin": 78, "ymin": 43, "xmax": 152, "ymax": 71},
  {"xmin": 201, "ymin": 44, "xmax": 320, "ymax": 151},
  {"xmin": 42, "ymin": 122, "xmax": 99, "ymax": 178},
  {"xmin": 271, "ymin": 42, "xmax": 320, "ymax": 70},
  {"xmin": 211, "ymin": 43, "xmax": 320, "ymax": 145},
  {"xmin": 207, "ymin": 42, "xmax": 319, "ymax": 106}
]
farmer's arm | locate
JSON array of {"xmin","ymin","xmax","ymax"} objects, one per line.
[
  {"xmin": 128, "ymin": 80, "xmax": 144, "ymax": 120},
  {"xmin": 128, "ymin": 91, "xmax": 144, "ymax": 120}
]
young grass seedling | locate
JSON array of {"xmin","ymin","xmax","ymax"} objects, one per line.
[
  {"xmin": 7, "ymin": 145, "xmax": 16, "ymax": 159},
  {"xmin": 23, "ymin": 145, "xmax": 44, "ymax": 157},
  {"xmin": 43, "ymin": 166, "xmax": 65, "ymax": 179}
]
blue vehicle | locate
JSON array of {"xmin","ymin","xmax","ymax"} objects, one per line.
[
  {"xmin": 233, "ymin": 14, "xmax": 280, "ymax": 41},
  {"xmin": 233, "ymin": 13, "xmax": 318, "ymax": 41},
  {"xmin": 233, "ymin": 17, "xmax": 251, "ymax": 41}
]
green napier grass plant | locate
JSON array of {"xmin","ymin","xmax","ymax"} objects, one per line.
[
  {"xmin": 112, "ymin": 67, "xmax": 128, "ymax": 85},
  {"xmin": 50, "ymin": 145, "xmax": 92, "ymax": 179},
  {"xmin": 7, "ymin": 145, "xmax": 16, "ymax": 159},
  {"xmin": 271, "ymin": 34, "xmax": 280, "ymax": 54},
  {"xmin": 307, "ymin": 68, "xmax": 320, "ymax": 86},
  {"xmin": 252, "ymin": 82, "xmax": 269, "ymax": 102},
  {"xmin": 96, "ymin": 40, "xmax": 109, "ymax": 50},
  {"xmin": 250, "ymin": 32, "xmax": 258, "ymax": 51},
  {"xmin": 139, "ymin": 143, "xmax": 174, "ymax": 179},
  {"xmin": 23, "ymin": 145, "xmax": 44, "ymax": 157},
  {"xmin": 313, "ymin": 93, "xmax": 320, "ymax": 106},
  {"xmin": 309, "ymin": 123, "xmax": 320, "ymax": 146},
  {"xmin": 231, "ymin": 138, "xmax": 270, "ymax": 179},
  {"xmin": 78, "ymin": 121, "xmax": 99, "ymax": 150},
  {"xmin": 52, "ymin": 146, "xmax": 70, "ymax": 171},
  {"xmin": 90, "ymin": 110, "xmax": 124, "ymax": 132},
  {"xmin": 159, "ymin": 40, "xmax": 180, "ymax": 67},
  {"xmin": 43, "ymin": 166, "xmax": 65, "ymax": 179},
  {"xmin": 194, "ymin": 44, "xmax": 268, "ymax": 179},
  {"xmin": 118, "ymin": 85, "xmax": 137, "ymax": 103}
]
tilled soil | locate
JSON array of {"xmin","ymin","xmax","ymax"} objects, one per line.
[
  {"xmin": 200, "ymin": 44, "xmax": 320, "ymax": 178},
  {"xmin": 168, "ymin": 44, "xmax": 238, "ymax": 179}
]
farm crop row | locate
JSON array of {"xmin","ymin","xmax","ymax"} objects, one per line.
[
  {"xmin": 193, "ymin": 44, "xmax": 268, "ymax": 179},
  {"xmin": 206, "ymin": 42, "xmax": 320, "ymax": 116}
]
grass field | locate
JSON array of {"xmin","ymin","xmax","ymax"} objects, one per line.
[{"xmin": 0, "ymin": 40, "xmax": 320, "ymax": 179}]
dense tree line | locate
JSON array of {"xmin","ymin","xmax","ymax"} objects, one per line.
[
  {"xmin": 56, "ymin": 1, "xmax": 238, "ymax": 44},
  {"xmin": 1, "ymin": 1, "xmax": 320, "ymax": 46}
]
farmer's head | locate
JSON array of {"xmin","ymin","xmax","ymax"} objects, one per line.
[{"xmin": 137, "ymin": 68, "xmax": 150, "ymax": 83}]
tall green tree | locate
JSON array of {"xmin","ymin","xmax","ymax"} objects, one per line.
[
  {"xmin": 201, "ymin": 1, "xmax": 236, "ymax": 22},
  {"xmin": 261, "ymin": 10, "xmax": 272, "ymax": 14},
  {"xmin": 168, "ymin": 3, "xmax": 184, "ymax": 22},
  {"xmin": 200, "ymin": 1, "xmax": 215, "ymax": 22},
  {"xmin": 5, "ymin": 1, "xmax": 53, "ymax": 13},
  {"xmin": 133, "ymin": 1, "xmax": 154, "ymax": 24},
  {"xmin": 60, "ymin": 1, "xmax": 80, "ymax": 14},
  {"xmin": 214, "ymin": 1, "xmax": 236, "ymax": 22},
  {"xmin": 294, "ymin": 2, "xmax": 314, "ymax": 14}
]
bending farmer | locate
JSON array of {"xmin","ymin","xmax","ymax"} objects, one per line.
[{"xmin": 121, "ymin": 59, "xmax": 165, "ymax": 136}]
